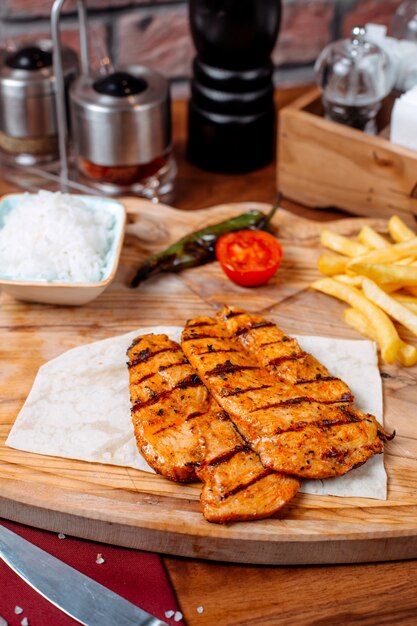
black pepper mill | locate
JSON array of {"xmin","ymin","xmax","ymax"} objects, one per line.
[{"xmin": 187, "ymin": 0, "xmax": 281, "ymax": 173}]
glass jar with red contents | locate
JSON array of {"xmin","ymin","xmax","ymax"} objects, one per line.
[{"xmin": 69, "ymin": 66, "xmax": 176, "ymax": 200}]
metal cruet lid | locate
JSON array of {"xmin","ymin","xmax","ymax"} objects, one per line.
[
  {"xmin": 70, "ymin": 65, "xmax": 172, "ymax": 166},
  {"xmin": 0, "ymin": 40, "xmax": 78, "ymax": 98},
  {"xmin": 314, "ymin": 26, "xmax": 394, "ymax": 106},
  {"xmin": 0, "ymin": 40, "xmax": 78, "ymax": 139}
]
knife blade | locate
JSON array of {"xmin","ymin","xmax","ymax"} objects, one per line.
[{"xmin": 0, "ymin": 524, "xmax": 169, "ymax": 626}]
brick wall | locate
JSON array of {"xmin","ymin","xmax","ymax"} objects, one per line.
[{"xmin": 0, "ymin": 0, "xmax": 405, "ymax": 97}]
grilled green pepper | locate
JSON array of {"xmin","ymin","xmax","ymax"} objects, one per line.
[{"xmin": 130, "ymin": 200, "xmax": 279, "ymax": 287}]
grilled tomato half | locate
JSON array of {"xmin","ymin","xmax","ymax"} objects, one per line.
[{"xmin": 215, "ymin": 230, "xmax": 283, "ymax": 287}]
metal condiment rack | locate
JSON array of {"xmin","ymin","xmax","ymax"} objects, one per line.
[{"xmin": 0, "ymin": 0, "xmax": 164, "ymax": 201}]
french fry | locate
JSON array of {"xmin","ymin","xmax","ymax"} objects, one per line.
[
  {"xmin": 347, "ymin": 237, "xmax": 417, "ymax": 267},
  {"xmin": 315, "ymin": 217, "xmax": 417, "ymax": 366},
  {"xmin": 380, "ymin": 283, "xmax": 405, "ymax": 293},
  {"xmin": 347, "ymin": 262, "xmax": 417, "ymax": 286},
  {"xmin": 311, "ymin": 278, "xmax": 401, "ymax": 363},
  {"xmin": 388, "ymin": 215, "xmax": 416, "ymax": 243},
  {"xmin": 394, "ymin": 256, "xmax": 415, "ymax": 265},
  {"xmin": 333, "ymin": 274, "xmax": 363, "ymax": 287},
  {"xmin": 358, "ymin": 225, "xmax": 390, "ymax": 250},
  {"xmin": 362, "ymin": 278, "xmax": 417, "ymax": 337},
  {"xmin": 343, "ymin": 308, "xmax": 417, "ymax": 367},
  {"xmin": 317, "ymin": 254, "xmax": 349, "ymax": 276},
  {"xmin": 393, "ymin": 295, "xmax": 417, "ymax": 314},
  {"xmin": 320, "ymin": 229, "xmax": 369, "ymax": 258}
]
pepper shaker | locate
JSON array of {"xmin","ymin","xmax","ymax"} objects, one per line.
[{"xmin": 187, "ymin": 0, "xmax": 281, "ymax": 173}]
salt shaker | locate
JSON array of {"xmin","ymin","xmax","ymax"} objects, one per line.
[{"xmin": 314, "ymin": 26, "xmax": 394, "ymax": 134}]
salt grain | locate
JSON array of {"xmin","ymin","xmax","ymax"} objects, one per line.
[
  {"xmin": 96, "ymin": 553, "xmax": 105, "ymax": 564},
  {"xmin": 14, "ymin": 607, "xmax": 23, "ymax": 615},
  {"xmin": 58, "ymin": 533, "xmax": 66, "ymax": 539},
  {"xmin": 21, "ymin": 618, "xmax": 29, "ymax": 626},
  {"xmin": 165, "ymin": 610, "xmax": 175, "ymax": 618},
  {"xmin": 0, "ymin": 615, "xmax": 8, "ymax": 626},
  {"xmin": 174, "ymin": 611, "xmax": 183, "ymax": 622},
  {"xmin": 197, "ymin": 606, "xmax": 204, "ymax": 614}
]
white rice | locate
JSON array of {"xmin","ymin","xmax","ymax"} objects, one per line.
[{"xmin": 0, "ymin": 191, "xmax": 114, "ymax": 283}]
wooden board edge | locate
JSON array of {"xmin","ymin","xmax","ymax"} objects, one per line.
[{"xmin": 3, "ymin": 495, "xmax": 417, "ymax": 565}]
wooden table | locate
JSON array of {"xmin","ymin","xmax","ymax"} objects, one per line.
[{"xmin": 1, "ymin": 88, "xmax": 417, "ymax": 626}]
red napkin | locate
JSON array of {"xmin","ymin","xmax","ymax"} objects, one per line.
[{"xmin": 0, "ymin": 519, "xmax": 185, "ymax": 626}]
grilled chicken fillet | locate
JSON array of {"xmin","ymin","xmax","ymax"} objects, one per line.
[
  {"xmin": 127, "ymin": 333, "xmax": 205, "ymax": 482},
  {"xmin": 182, "ymin": 316, "xmax": 391, "ymax": 479},
  {"xmin": 127, "ymin": 334, "xmax": 299, "ymax": 522},
  {"xmin": 197, "ymin": 400, "xmax": 299, "ymax": 523},
  {"xmin": 220, "ymin": 306, "xmax": 353, "ymax": 404}
]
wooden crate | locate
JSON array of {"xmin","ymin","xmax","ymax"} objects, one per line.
[{"xmin": 277, "ymin": 87, "xmax": 417, "ymax": 223}]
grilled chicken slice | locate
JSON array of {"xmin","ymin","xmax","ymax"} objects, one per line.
[
  {"xmin": 127, "ymin": 334, "xmax": 299, "ymax": 521},
  {"xmin": 182, "ymin": 316, "xmax": 390, "ymax": 479},
  {"xmin": 197, "ymin": 401, "xmax": 300, "ymax": 523},
  {"xmin": 127, "ymin": 333, "xmax": 206, "ymax": 482},
  {"xmin": 219, "ymin": 306, "xmax": 353, "ymax": 404}
]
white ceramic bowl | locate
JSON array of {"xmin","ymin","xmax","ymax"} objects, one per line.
[{"xmin": 0, "ymin": 193, "xmax": 126, "ymax": 305}]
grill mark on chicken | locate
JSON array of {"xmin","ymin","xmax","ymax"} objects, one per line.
[
  {"xmin": 128, "ymin": 346, "xmax": 181, "ymax": 368},
  {"xmin": 207, "ymin": 444, "xmax": 248, "ymax": 467},
  {"xmin": 186, "ymin": 410, "xmax": 205, "ymax": 421},
  {"xmin": 249, "ymin": 396, "xmax": 309, "ymax": 413},
  {"xmin": 235, "ymin": 321, "xmax": 275, "ymax": 336},
  {"xmin": 314, "ymin": 394, "xmax": 354, "ymax": 404},
  {"xmin": 223, "ymin": 309, "xmax": 244, "ymax": 319},
  {"xmin": 259, "ymin": 340, "xmax": 282, "ymax": 348},
  {"xmin": 182, "ymin": 314, "xmax": 390, "ymax": 479},
  {"xmin": 198, "ymin": 348, "xmax": 241, "ymax": 356},
  {"xmin": 274, "ymin": 414, "xmax": 361, "ymax": 435},
  {"xmin": 131, "ymin": 373, "xmax": 203, "ymax": 412},
  {"xmin": 187, "ymin": 320, "xmax": 217, "ymax": 328},
  {"xmin": 153, "ymin": 409, "xmax": 204, "ymax": 435},
  {"xmin": 221, "ymin": 384, "xmax": 273, "ymax": 398},
  {"xmin": 182, "ymin": 332, "xmax": 217, "ymax": 342},
  {"xmin": 158, "ymin": 361, "xmax": 187, "ymax": 373},
  {"xmin": 206, "ymin": 361, "xmax": 259, "ymax": 378},
  {"xmin": 128, "ymin": 336, "xmax": 143, "ymax": 350},
  {"xmin": 295, "ymin": 376, "xmax": 339, "ymax": 384},
  {"xmin": 134, "ymin": 359, "xmax": 188, "ymax": 385},
  {"xmin": 219, "ymin": 469, "xmax": 273, "ymax": 501},
  {"xmin": 267, "ymin": 353, "xmax": 307, "ymax": 366}
]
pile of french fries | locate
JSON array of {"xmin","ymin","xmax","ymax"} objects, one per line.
[{"xmin": 311, "ymin": 215, "xmax": 417, "ymax": 367}]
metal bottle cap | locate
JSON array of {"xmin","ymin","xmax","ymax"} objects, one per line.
[
  {"xmin": 0, "ymin": 40, "xmax": 78, "ymax": 138},
  {"xmin": 70, "ymin": 65, "xmax": 171, "ymax": 167}
]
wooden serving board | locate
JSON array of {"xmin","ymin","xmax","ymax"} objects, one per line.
[{"xmin": 1, "ymin": 200, "xmax": 416, "ymax": 565}]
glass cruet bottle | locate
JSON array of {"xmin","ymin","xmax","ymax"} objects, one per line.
[{"xmin": 314, "ymin": 26, "xmax": 394, "ymax": 134}]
